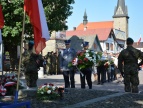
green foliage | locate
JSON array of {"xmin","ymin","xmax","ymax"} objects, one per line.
[
  {"xmin": 1, "ymin": 0, "xmax": 75, "ymax": 67},
  {"xmin": 1, "ymin": 0, "xmax": 24, "ymax": 45},
  {"xmin": 36, "ymin": 92, "xmax": 60, "ymax": 100},
  {"xmin": 43, "ymin": 0, "xmax": 75, "ymax": 31},
  {"xmin": 68, "ymin": 62, "xmax": 73, "ymax": 67},
  {"xmin": 96, "ymin": 52, "xmax": 102, "ymax": 63},
  {"xmin": 97, "ymin": 60, "xmax": 108, "ymax": 66},
  {"xmin": 1, "ymin": 0, "xmax": 75, "ymax": 46},
  {"xmin": 36, "ymin": 83, "xmax": 60, "ymax": 100},
  {"xmin": 109, "ymin": 60, "xmax": 114, "ymax": 65},
  {"xmin": 76, "ymin": 50, "xmax": 96, "ymax": 70}
]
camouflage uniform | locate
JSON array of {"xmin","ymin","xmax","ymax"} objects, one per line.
[
  {"xmin": 22, "ymin": 50, "xmax": 43, "ymax": 87},
  {"xmin": 57, "ymin": 52, "xmax": 61, "ymax": 74},
  {"xmin": 52, "ymin": 53, "xmax": 57, "ymax": 75},
  {"xmin": 46, "ymin": 52, "xmax": 50, "ymax": 75},
  {"xmin": 49, "ymin": 52, "xmax": 54, "ymax": 75},
  {"xmin": 118, "ymin": 45, "xmax": 143, "ymax": 93}
]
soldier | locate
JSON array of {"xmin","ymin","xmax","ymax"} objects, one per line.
[
  {"xmin": 51, "ymin": 52, "xmax": 57, "ymax": 75},
  {"xmin": 57, "ymin": 51, "xmax": 61, "ymax": 74},
  {"xmin": 22, "ymin": 41, "xmax": 43, "ymax": 87},
  {"xmin": 50, "ymin": 51, "xmax": 54, "ymax": 75},
  {"xmin": 53, "ymin": 52, "xmax": 58, "ymax": 75},
  {"xmin": 43, "ymin": 56, "xmax": 47, "ymax": 74},
  {"xmin": 59, "ymin": 40, "xmax": 76, "ymax": 89},
  {"xmin": 46, "ymin": 52, "xmax": 50, "ymax": 75},
  {"xmin": 118, "ymin": 37, "xmax": 143, "ymax": 93},
  {"xmin": 4, "ymin": 51, "xmax": 10, "ymax": 72}
]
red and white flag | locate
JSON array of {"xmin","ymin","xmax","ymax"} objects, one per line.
[
  {"xmin": 0, "ymin": 5, "xmax": 4, "ymax": 29},
  {"xmin": 137, "ymin": 36, "xmax": 141, "ymax": 45},
  {"xmin": 0, "ymin": 4, "xmax": 4, "ymax": 43},
  {"xmin": 24, "ymin": 0, "xmax": 50, "ymax": 54}
]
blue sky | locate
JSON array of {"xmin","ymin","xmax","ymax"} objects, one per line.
[{"xmin": 66, "ymin": 0, "xmax": 143, "ymax": 42}]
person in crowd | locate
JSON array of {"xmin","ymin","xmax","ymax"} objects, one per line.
[
  {"xmin": 4, "ymin": 51, "xmax": 10, "ymax": 72},
  {"xmin": 59, "ymin": 40, "xmax": 76, "ymax": 89},
  {"xmin": 46, "ymin": 52, "xmax": 51, "ymax": 75},
  {"xmin": 118, "ymin": 37, "xmax": 143, "ymax": 93},
  {"xmin": 110, "ymin": 58, "xmax": 116, "ymax": 81},
  {"xmin": 92, "ymin": 64, "xmax": 98, "ymax": 83},
  {"xmin": 43, "ymin": 56, "xmax": 47, "ymax": 74},
  {"xmin": 52, "ymin": 52, "xmax": 57, "ymax": 75},
  {"xmin": 114, "ymin": 54, "xmax": 120, "ymax": 80},
  {"xmin": 97, "ymin": 52, "xmax": 107, "ymax": 85},
  {"xmin": 80, "ymin": 41, "xmax": 92, "ymax": 89},
  {"xmin": 50, "ymin": 51, "xmax": 54, "ymax": 75},
  {"xmin": 57, "ymin": 51, "xmax": 61, "ymax": 74},
  {"xmin": 22, "ymin": 41, "xmax": 43, "ymax": 87},
  {"xmin": 106, "ymin": 53, "xmax": 111, "ymax": 82}
]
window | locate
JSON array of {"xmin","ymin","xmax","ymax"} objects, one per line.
[
  {"xmin": 106, "ymin": 43, "xmax": 109, "ymax": 50},
  {"xmin": 110, "ymin": 44, "xmax": 113, "ymax": 51},
  {"xmin": 94, "ymin": 43, "xmax": 96, "ymax": 49}
]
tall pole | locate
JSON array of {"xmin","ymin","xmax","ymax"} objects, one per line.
[{"xmin": 15, "ymin": 10, "xmax": 26, "ymax": 103}]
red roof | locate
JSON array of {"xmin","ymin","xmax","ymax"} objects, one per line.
[
  {"xmin": 76, "ymin": 21, "xmax": 114, "ymax": 30},
  {"xmin": 66, "ymin": 28, "xmax": 113, "ymax": 41}
]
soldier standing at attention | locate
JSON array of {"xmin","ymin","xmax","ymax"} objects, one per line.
[
  {"xmin": 59, "ymin": 40, "xmax": 76, "ymax": 89},
  {"xmin": 22, "ymin": 41, "xmax": 43, "ymax": 87},
  {"xmin": 50, "ymin": 51, "xmax": 54, "ymax": 75},
  {"xmin": 118, "ymin": 37, "xmax": 143, "ymax": 93},
  {"xmin": 46, "ymin": 52, "xmax": 50, "ymax": 75}
]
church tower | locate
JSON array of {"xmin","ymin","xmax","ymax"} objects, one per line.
[
  {"xmin": 113, "ymin": 0, "xmax": 129, "ymax": 39},
  {"xmin": 83, "ymin": 10, "xmax": 88, "ymax": 30}
]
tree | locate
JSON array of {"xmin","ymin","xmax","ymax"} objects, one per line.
[
  {"xmin": 1, "ymin": 0, "xmax": 75, "ymax": 69},
  {"xmin": 42, "ymin": 0, "xmax": 75, "ymax": 31}
]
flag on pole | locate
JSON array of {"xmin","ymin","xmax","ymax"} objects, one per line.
[
  {"xmin": 0, "ymin": 5, "xmax": 4, "ymax": 29},
  {"xmin": 137, "ymin": 36, "xmax": 141, "ymax": 45},
  {"xmin": 24, "ymin": 0, "xmax": 50, "ymax": 54},
  {"xmin": 0, "ymin": 4, "xmax": 4, "ymax": 44}
]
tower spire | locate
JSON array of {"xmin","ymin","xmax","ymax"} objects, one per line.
[
  {"xmin": 113, "ymin": 0, "xmax": 129, "ymax": 39},
  {"xmin": 83, "ymin": 9, "xmax": 88, "ymax": 26},
  {"xmin": 113, "ymin": 0, "xmax": 129, "ymax": 18}
]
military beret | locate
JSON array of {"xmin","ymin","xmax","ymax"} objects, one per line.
[
  {"xmin": 126, "ymin": 37, "xmax": 134, "ymax": 44},
  {"xmin": 28, "ymin": 41, "xmax": 34, "ymax": 45},
  {"xmin": 28, "ymin": 40, "xmax": 34, "ymax": 50}
]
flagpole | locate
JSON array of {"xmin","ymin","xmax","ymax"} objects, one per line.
[{"xmin": 15, "ymin": 10, "xmax": 26, "ymax": 102}]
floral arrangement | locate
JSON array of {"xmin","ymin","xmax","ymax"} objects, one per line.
[
  {"xmin": 0, "ymin": 73, "xmax": 25, "ymax": 96},
  {"xmin": 104, "ymin": 61, "xmax": 110, "ymax": 68},
  {"xmin": 69, "ymin": 50, "xmax": 100, "ymax": 70},
  {"xmin": 0, "ymin": 85, "xmax": 6, "ymax": 96},
  {"xmin": 37, "ymin": 83, "xmax": 64, "ymax": 100},
  {"xmin": 109, "ymin": 60, "xmax": 114, "ymax": 65},
  {"xmin": 96, "ymin": 59, "xmax": 107, "ymax": 66},
  {"xmin": 1, "ymin": 73, "xmax": 17, "ymax": 84}
]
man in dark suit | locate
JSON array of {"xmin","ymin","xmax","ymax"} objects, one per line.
[
  {"xmin": 59, "ymin": 40, "xmax": 76, "ymax": 88},
  {"xmin": 80, "ymin": 41, "xmax": 92, "ymax": 89}
]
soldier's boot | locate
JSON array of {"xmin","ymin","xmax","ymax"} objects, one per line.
[
  {"xmin": 125, "ymin": 85, "xmax": 131, "ymax": 92},
  {"xmin": 132, "ymin": 86, "xmax": 139, "ymax": 93}
]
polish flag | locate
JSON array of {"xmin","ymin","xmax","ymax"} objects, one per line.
[
  {"xmin": 0, "ymin": 4, "xmax": 4, "ymax": 43},
  {"xmin": 24, "ymin": 0, "xmax": 50, "ymax": 54},
  {"xmin": 137, "ymin": 36, "xmax": 141, "ymax": 45},
  {"xmin": 0, "ymin": 5, "xmax": 4, "ymax": 29}
]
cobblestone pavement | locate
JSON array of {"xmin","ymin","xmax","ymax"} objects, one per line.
[
  {"xmin": 1, "ymin": 71, "xmax": 143, "ymax": 108},
  {"xmin": 21, "ymin": 70, "xmax": 143, "ymax": 93}
]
